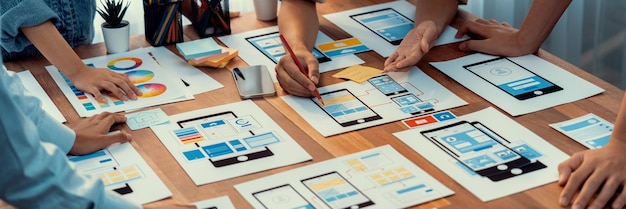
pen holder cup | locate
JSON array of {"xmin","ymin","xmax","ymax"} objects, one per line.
[
  {"xmin": 190, "ymin": 0, "xmax": 231, "ymax": 37},
  {"xmin": 143, "ymin": 0, "xmax": 184, "ymax": 46}
]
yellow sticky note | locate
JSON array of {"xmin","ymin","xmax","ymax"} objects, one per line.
[{"xmin": 332, "ymin": 65, "xmax": 383, "ymax": 83}]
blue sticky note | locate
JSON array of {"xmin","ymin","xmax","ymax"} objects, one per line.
[
  {"xmin": 176, "ymin": 38, "xmax": 222, "ymax": 59},
  {"xmin": 126, "ymin": 108, "xmax": 170, "ymax": 130},
  {"xmin": 433, "ymin": 111, "xmax": 456, "ymax": 121}
]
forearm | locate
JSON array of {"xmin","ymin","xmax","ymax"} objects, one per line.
[
  {"xmin": 519, "ymin": 0, "xmax": 572, "ymax": 51},
  {"xmin": 20, "ymin": 20, "xmax": 87, "ymax": 80},
  {"xmin": 608, "ymin": 92, "xmax": 626, "ymax": 146},
  {"xmin": 413, "ymin": 0, "xmax": 458, "ymax": 35},
  {"xmin": 278, "ymin": 0, "xmax": 318, "ymax": 52}
]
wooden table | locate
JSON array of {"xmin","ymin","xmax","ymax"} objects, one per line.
[{"xmin": 3, "ymin": 0, "xmax": 623, "ymax": 208}]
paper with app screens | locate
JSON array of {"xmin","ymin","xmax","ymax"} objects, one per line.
[
  {"xmin": 235, "ymin": 145, "xmax": 454, "ymax": 209},
  {"xmin": 218, "ymin": 26, "xmax": 365, "ymax": 82},
  {"xmin": 281, "ymin": 67, "xmax": 467, "ymax": 137},
  {"xmin": 150, "ymin": 100, "xmax": 312, "ymax": 186},
  {"xmin": 193, "ymin": 196, "xmax": 236, "ymax": 209},
  {"xmin": 323, "ymin": 0, "xmax": 469, "ymax": 58},
  {"xmin": 430, "ymin": 53, "xmax": 604, "ymax": 116},
  {"xmin": 68, "ymin": 142, "xmax": 171, "ymax": 205},
  {"xmin": 394, "ymin": 107, "xmax": 569, "ymax": 202},
  {"xmin": 550, "ymin": 113, "xmax": 613, "ymax": 149}
]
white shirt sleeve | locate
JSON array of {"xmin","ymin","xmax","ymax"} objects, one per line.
[{"xmin": 0, "ymin": 67, "xmax": 140, "ymax": 209}]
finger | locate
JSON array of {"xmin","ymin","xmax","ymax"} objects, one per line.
[
  {"xmin": 303, "ymin": 55, "xmax": 320, "ymax": 85},
  {"xmin": 276, "ymin": 65, "xmax": 313, "ymax": 97},
  {"xmin": 588, "ymin": 177, "xmax": 619, "ymax": 209},
  {"xmin": 502, "ymin": 22, "xmax": 512, "ymax": 27},
  {"xmin": 101, "ymin": 81, "xmax": 129, "ymax": 101},
  {"xmin": 284, "ymin": 56, "xmax": 316, "ymax": 92},
  {"xmin": 395, "ymin": 54, "xmax": 420, "ymax": 70},
  {"xmin": 572, "ymin": 171, "xmax": 605, "ymax": 209},
  {"xmin": 455, "ymin": 24, "xmax": 469, "ymax": 38},
  {"xmin": 385, "ymin": 52, "xmax": 399, "ymax": 67},
  {"xmin": 560, "ymin": 165, "xmax": 594, "ymax": 207},
  {"xmin": 114, "ymin": 75, "xmax": 139, "ymax": 100},
  {"xmin": 85, "ymin": 86, "xmax": 107, "ymax": 103},
  {"xmin": 558, "ymin": 154, "xmax": 584, "ymax": 186},
  {"xmin": 459, "ymin": 39, "xmax": 499, "ymax": 54},
  {"xmin": 612, "ymin": 187, "xmax": 626, "ymax": 209},
  {"xmin": 101, "ymin": 131, "xmax": 132, "ymax": 145}
]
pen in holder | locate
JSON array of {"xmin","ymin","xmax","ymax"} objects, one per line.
[
  {"xmin": 143, "ymin": 0, "xmax": 184, "ymax": 46},
  {"xmin": 190, "ymin": 0, "xmax": 231, "ymax": 37}
]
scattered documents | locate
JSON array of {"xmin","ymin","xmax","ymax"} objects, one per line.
[{"xmin": 550, "ymin": 113, "xmax": 613, "ymax": 149}]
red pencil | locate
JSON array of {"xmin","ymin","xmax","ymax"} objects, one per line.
[{"xmin": 279, "ymin": 34, "xmax": 325, "ymax": 105}]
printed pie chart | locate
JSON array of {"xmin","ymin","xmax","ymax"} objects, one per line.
[
  {"xmin": 108, "ymin": 57, "xmax": 143, "ymax": 71},
  {"xmin": 125, "ymin": 70, "xmax": 155, "ymax": 84},
  {"xmin": 137, "ymin": 83, "xmax": 167, "ymax": 98}
]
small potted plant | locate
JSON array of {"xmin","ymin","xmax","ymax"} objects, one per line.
[{"xmin": 97, "ymin": 0, "xmax": 131, "ymax": 54}]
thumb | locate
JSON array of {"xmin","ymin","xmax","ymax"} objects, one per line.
[{"xmin": 102, "ymin": 131, "xmax": 132, "ymax": 145}]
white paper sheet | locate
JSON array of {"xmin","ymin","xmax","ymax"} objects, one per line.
[
  {"xmin": 218, "ymin": 26, "xmax": 365, "ymax": 82},
  {"xmin": 145, "ymin": 46, "xmax": 224, "ymax": 95},
  {"xmin": 394, "ymin": 107, "xmax": 570, "ymax": 202},
  {"xmin": 193, "ymin": 196, "xmax": 235, "ymax": 209},
  {"xmin": 46, "ymin": 50, "xmax": 193, "ymax": 117},
  {"xmin": 235, "ymin": 145, "xmax": 454, "ymax": 209},
  {"xmin": 150, "ymin": 100, "xmax": 312, "ymax": 186},
  {"xmin": 323, "ymin": 0, "xmax": 469, "ymax": 58},
  {"xmin": 281, "ymin": 67, "xmax": 467, "ymax": 137},
  {"xmin": 68, "ymin": 142, "xmax": 171, "ymax": 205},
  {"xmin": 430, "ymin": 53, "xmax": 604, "ymax": 116},
  {"xmin": 16, "ymin": 70, "xmax": 67, "ymax": 123},
  {"xmin": 550, "ymin": 113, "xmax": 613, "ymax": 149}
]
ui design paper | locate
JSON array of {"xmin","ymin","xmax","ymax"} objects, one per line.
[
  {"xmin": 323, "ymin": 0, "xmax": 469, "ymax": 58},
  {"xmin": 15, "ymin": 70, "xmax": 67, "ymax": 123},
  {"xmin": 145, "ymin": 46, "xmax": 224, "ymax": 95},
  {"xmin": 46, "ymin": 50, "xmax": 193, "ymax": 117},
  {"xmin": 394, "ymin": 107, "xmax": 570, "ymax": 202},
  {"xmin": 430, "ymin": 53, "xmax": 604, "ymax": 116},
  {"xmin": 193, "ymin": 196, "xmax": 235, "ymax": 209},
  {"xmin": 150, "ymin": 100, "xmax": 312, "ymax": 185},
  {"xmin": 235, "ymin": 145, "xmax": 454, "ymax": 209},
  {"xmin": 68, "ymin": 142, "xmax": 171, "ymax": 205},
  {"xmin": 281, "ymin": 67, "xmax": 467, "ymax": 137},
  {"xmin": 218, "ymin": 26, "xmax": 365, "ymax": 82},
  {"xmin": 550, "ymin": 113, "xmax": 613, "ymax": 149}
]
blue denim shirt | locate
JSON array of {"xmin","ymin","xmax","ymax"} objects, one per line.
[{"xmin": 1, "ymin": 0, "xmax": 95, "ymax": 60}]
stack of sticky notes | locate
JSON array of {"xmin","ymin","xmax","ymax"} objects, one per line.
[{"xmin": 176, "ymin": 37, "xmax": 239, "ymax": 68}]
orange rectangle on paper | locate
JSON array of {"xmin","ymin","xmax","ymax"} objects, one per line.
[
  {"xmin": 403, "ymin": 115, "xmax": 438, "ymax": 128},
  {"xmin": 318, "ymin": 37, "xmax": 363, "ymax": 51}
]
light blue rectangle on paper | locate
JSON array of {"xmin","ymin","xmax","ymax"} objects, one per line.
[
  {"xmin": 243, "ymin": 132, "xmax": 280, "ymax": 148},
  {"xmin": 126, "ymin": 108, "xmax": 170, "ymax": 130},
  {"xmin": 396, "ymin": 184, "xmax": 426, "ymax": 195}
]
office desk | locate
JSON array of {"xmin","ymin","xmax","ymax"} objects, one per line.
[{"xmin": 3, "ymin": 0, "xmax": 624, "ymax": 208}]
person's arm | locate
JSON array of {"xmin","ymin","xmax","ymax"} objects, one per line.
[
  {"xmin": 275, "ymin": 0, "xmax": 320, "ymax": 97},
  {"xmin": 456, "ymin": 0, "xmax": 571, "ymax": 56},
  {"xmin": 0, "ymin": 67, "xmax": 140, "ymax": 209},
  {"xmin": 558, "ymin": 91, "xmax": 626, "ymax": 209},
  {"xmin": 20, "ymin": 21, "xmax": 142, "ymax": 103},
  {"xmin": 384, "ymin": 0, "xmax": 458, "ymax": 72}
]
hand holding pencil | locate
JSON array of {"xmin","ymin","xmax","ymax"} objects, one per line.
[{"xmin": 276, "ymin": 35, "xmax": 324, "ymax": 104}]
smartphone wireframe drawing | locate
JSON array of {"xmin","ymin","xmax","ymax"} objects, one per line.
[
  {"xmin": 420, "ymin": 121, "xmax": 544, "ymax": 181},
  {"xmin": 368, "ymin": 74, "xmax": 408, "ymax": 96},
  {"xmin": 350, "ymin": 8, "xmax": 413, "ymax": 45},
  {"xmin": 245, "ymin": 31, "xmax": 331, "ymax": 64},
  {"xmin": 315, "ymin": 89, "xmax": 382, "ymax": 127},
  {"xmin": 463, "ymin": 57, "xmax": 563, "ymax": 100},
  {"xmin": 301, "ymin": 171, "xmax": 375, "ymax": 209},
  {"xmin": 252, "ymin": 184, "xmax": 314, "ymax": 209}
]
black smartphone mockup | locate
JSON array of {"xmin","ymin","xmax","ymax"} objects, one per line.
[
  {"xmin": 350, "ymin": 8, "xmax": 413, "ymax": 45},
  {"xmin": 246, "ymin": 31, "xmax": 332, "ymax": 64},
  {"xmin": 301, "ymin": 171, "xmax": 375, "ymax": 209},
  {"xmin": 315, "ymin": 89, "xmax": 382, "ymax": 127},
  {"xmin": 368, "ymin": 74, "xmax": 408, "ymax": 96}
]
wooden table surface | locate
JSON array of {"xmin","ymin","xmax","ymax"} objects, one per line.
[{"xmin": 3, "ymin": 0, "xmax": 623, "ymax": 208}]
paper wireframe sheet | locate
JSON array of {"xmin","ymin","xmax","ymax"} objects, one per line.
[
  {"xmin": 550, "ymin": 113, "xmax": 613, "ymax": 149},
  {"xmin": 281, "ymin": 67, "xmax": 467, "ymax": 137},
  {"xmin": 394, "ymin": 107, "xmax": 570, "ymax": 202},
  {"xmin": 323, "ymin": 0, "xmax": 468, "ymax": 58},
  {"xmin": 46, "ymin": 50, "xmax": 193, "ymax": 117},
  {"xmin": 235, "ymin": 145, "xmax": 454, "ymax": 209},
  {"xmin": 68, "ymin": 142, "xmax": 171, "ymax": 205},
  {"xmin": 150, "ymin": 100, "xmax": 312, "ymax": 186},
  {"xmin": 430, "ymin": 53, "xmax": 604, "ymax": 116},
  {"xmin": 218, "ymin": 26, "xmax": 365, "ymax": 82}
]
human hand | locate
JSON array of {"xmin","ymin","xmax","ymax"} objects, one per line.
[
  {"xmin": 384, "ymin": 20, "xmax": 438, "ymax": 72},
  {"xmin": 455, "ymin": 19, "xmax": 534, "ymax": 57},
  {"xmin": 68, "ymin": 66, "xmax": 142, "ymax": 103},
  {"xmin": 558, "ymin": 141, "xmax": 626, "ymax": 209},
  {"xmin": 275, "ymin": 49, "xmax": 320, "ymax": 97},
  {"xmin": 68, "ymin": 112, "xmax": 131, "ymax": 155}
]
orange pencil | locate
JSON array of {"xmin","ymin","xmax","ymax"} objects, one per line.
[{"xmin": 279, "ymin": 34, "xmax": 324, "ymax": 105}]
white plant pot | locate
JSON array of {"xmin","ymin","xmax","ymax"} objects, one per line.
[{"xmin": 101, "ymin": 20, "xmax": 130, "ymax": 54}]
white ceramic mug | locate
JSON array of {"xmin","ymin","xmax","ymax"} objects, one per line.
[{"xmin": 253, "ymin": 0, "xmax": 278, "ymax": 21}]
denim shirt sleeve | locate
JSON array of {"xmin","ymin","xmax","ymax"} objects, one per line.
[
  {"xmin": 1, "ymin": 0, "xmax": 59, "ymax": 53},
  {"xmin": 0, "ymin": 67, "xmax": 140, "ymax": 208},
  {"xmin": 6, "ymin": 68, "xmax": 75, "ymax": 153}
]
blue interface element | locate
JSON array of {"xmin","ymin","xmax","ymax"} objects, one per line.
[
  {"xmin": 247, "ymin": 32, "xmax": 327, "ymax": 64},
  {"xmin": 357, "ymin": 11, "xmax": 413, "ymax": 42},
  {"xmin": 498, "ymin": 76, "xmax": 554, "ymax": 96},
  {"xmin": 369, "ymin": 75, "xmax": 405, "ymax": 95}
]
